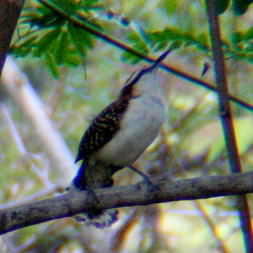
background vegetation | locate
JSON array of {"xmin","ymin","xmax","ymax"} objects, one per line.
[{"xmin": 0, "ymin": 0, "xmax": 253, "ymax": 252}]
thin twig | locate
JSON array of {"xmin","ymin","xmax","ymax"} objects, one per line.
[
  {"xmin": 1, "ymin": 56, "xmax": 76, "ymax": 186},
  {"xmin": 37, "ymin": 0, "xmax": 253, "ymax": 112},
  {"xmin": 194, "ymin": 200, "xmax": 229, "ymax": 253},
  {"xmin": 0, "ymin": 103, "xmax": 27, "ymax": 154},
  {"xmin": 205, "ymin": 2, "xmax": 253, "ymax": 252},
  {"xmin": 0, "ymin": 104, "xmax": 53, "ymax": 186}
]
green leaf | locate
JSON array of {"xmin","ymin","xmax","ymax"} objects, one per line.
[
  {"xmin": 230, "ymin": 31, "xmax": 242, "ymax": 46},
  {"xmin": 121, "ymin": 31, "xmax": 149, "ymax": 64},
  {"xmin": 62, "ymin": 49, "xmax": 82, "ymax": 66},
  {"xmin": 214, "ymin": 0, "xmax": 231, "ymax": 15},
  {"xmin": 32, "ymin": 28, "xmax": 60, "ymax": 57},
  {"xmin": 13, "ymin": 0, "xmax": 99, "ymax": 75},
  {"xmin": 54, "ymin": 28, "xmax": 69, "ymax": 65},
  {"xmin": 233, "ymin": 0, "xmax": 252, "ymax": 15},
  {"xmin": 245, "ymin": 55, "xmax": 253, "ymax": 63},
  {"xmin": 78, "ymin": 0, "xmax": 102, "ymax": 10},
  {"xmin": 148, "ymin": 28, "xmax": 182, "ymax": 51},
  {"xmin": 44, "ymin": 53, "xmax": 60, "ymax": 78},
  {"xmin": 163, "ymin": 0, "xmax": 178, "ymax": 14},
  {"xmin": 11, "ymin": 33, "xmax": 38, "ymax": 57},
  {"xmin": 148, "ymin": 28, "xmax": 209, "ymax": 53},
  {"xmin": 242, "ymin": 26, "xmax": 253, "ymax": 40},
  {"xmin": 195, "ymin": 33, "xmax": 209, "ymax": 51},
  {"xmin": 56, "ymin": 0, "xmax": 76, "ymax": 12},
  {"xmin": 68, "ymin": 23, "xmax": 93, "ymax": 56}
]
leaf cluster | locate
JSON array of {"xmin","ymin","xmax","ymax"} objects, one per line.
[
  {"xmin": 10, "ymin": 0, "xmax": 253, "ymax": 76},
  {"xmin": 11, "ymin": 0, "xmax": 101, "ymax": 77},
  {"xmin": 215, "ymin": 0, "xmax": 253, "ymax": 15}
]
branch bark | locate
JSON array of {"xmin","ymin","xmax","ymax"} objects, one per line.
[
  {"xmin": 205, "ymin": 2, "xmax": 253, "ymax": 252},
  {"xmin": 1, "ymin": 172, "xmax": 253, "ymax": 235}
]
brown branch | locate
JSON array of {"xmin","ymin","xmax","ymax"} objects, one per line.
[
  {"xmin": 205, "ymin": 2, "xmax": 253, "ymax": 252},
  {"xmin": 38, "ymin": 0, "xmax": 253, "ymax": 112},
  {"xmin": 194, "ymin": 200, "xmax": 230, "ymax": 253},
  {"xmin": 0, "ymin": 0, "xmax": 24, "ymax": 74},
  {"xmin": 1, "ymin": 172, "xmax": 253, "ymax": 235}
]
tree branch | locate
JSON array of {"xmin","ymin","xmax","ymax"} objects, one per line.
[
  {"xmin": 1, "ymin": 172, "xmax": 253, "ymax": 235},
  {"xmin": 37, "ymin": 0, "xmax": 253, "ymax": 112},
  {"xmin": 0, "ymin": 0, "xmax": 24, "ymax": 74},
  {"xmin": 1, "ymin": 56, "xmax": 76, "ymax": 186},
  {"xmin": 205, "ymin": 2, "xmax": 253, "ymax": 252}
]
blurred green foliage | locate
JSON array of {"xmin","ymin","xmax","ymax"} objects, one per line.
[
  {"xmin": 1, "ymin": 0, "xmax": 253, "ymax": 252},
  {"xmin": 11, "ymin": 0, "xmax": 253, "ymax": 76}
]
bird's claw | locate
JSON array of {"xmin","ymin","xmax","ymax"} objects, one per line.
[
  {"xmin": 128, "ymin": 165, "xmax": 159, "ymax": 193},
  {"xmin": 85, "ymin": 188, "xmax": 100, "ymax": 204},
  {"xmin": 142, "ymin": 177, "xmax": 160, "ymax": 193}
]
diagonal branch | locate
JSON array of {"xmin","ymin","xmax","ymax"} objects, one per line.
[
  {"xmin": 37, "ymin": 0, "xmax": 253, "ymax": 112},
  {"xmin": 193, "ymin": 200, "xmax": 229, "ymax": 253},
  {"xmin": 1, "ymin": 56, "xmax": 76, "ymax": 186},
  {"xmin": 1, "ymin": 172, "xmax": 253, "ymax": 235},
  {"xmin": 205, "ymin": 1, "xmax": 253, "ymax": 252}
]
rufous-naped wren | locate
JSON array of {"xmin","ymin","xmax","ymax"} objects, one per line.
[{"xmin": 70, "ymin": 50, "xmax": 170, "ymax": 228}]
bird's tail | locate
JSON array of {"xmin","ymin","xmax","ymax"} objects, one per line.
[
  {"xmin": 70, "ymin": 161, "xmax": 118, "ymax": 228},
  {"xmin": 74, "ymin": 208, "xmax": 118, "ymax": 228}
]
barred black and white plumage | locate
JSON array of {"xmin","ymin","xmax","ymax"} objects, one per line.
[{"xmin": 71, "ymin": 50, "xmax": 170, "ymax": 228}]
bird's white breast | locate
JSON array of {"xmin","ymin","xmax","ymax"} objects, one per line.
[{"xmin": 96, "ymin": 93, "xmax": 166, "ymax": 166}]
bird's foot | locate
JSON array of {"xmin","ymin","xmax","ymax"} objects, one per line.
[
  {"xmin": 85, "ymin": 187, "xmax": 100, "ymax": 205},
  {"xmin": 142, "ymin": 176, "xmax": 160, "ymax": 193},
  {"xmin": 66, "ymin": 184, "xmax": 100, "ymax": 204},
  {"xmin": 74, "ymin": 192, "xmax": 101, "ymax": 223},
  {"xmin": 128, "ymin": 165, "xmax": 159, "ymax": 193}
]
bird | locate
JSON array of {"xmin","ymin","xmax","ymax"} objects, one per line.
[{"xmin": 70, "ymin": 50, "xmax": 170, "ymax": 228}]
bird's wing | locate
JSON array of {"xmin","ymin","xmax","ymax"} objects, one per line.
[{"xmin": 75, "ymin": 99, "xmax": 129, "ymax": 163}]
